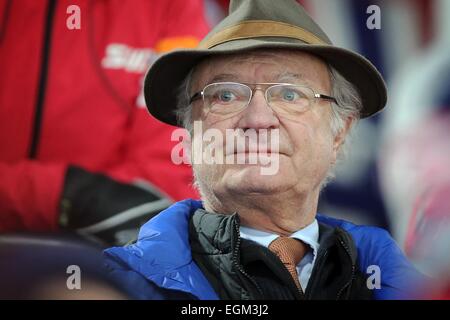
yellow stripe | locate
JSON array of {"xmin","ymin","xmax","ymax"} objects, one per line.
[
  {"xmin": 198, "ymin": 20, "xmax": 327, "ymax": 49},
  {"xmin": 155, "ymin": 36, "xmax": 200, "ymax": 53}
]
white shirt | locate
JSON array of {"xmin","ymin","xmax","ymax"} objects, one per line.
[{"xmin": 239, "ymin": 219, "xmax": 320, "ymax": 290}]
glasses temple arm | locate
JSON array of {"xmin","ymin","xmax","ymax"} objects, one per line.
[
  {"xmin": 189, "ymin": 92, "xmax": 203, "ymax": 105},
  {"xmin": 316, "ymin": 93, "xmax": 338, "ymax": 105}
]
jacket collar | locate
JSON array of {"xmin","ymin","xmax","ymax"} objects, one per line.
[
  {"xmin": 106, "ymin": 199, "xmax": 219, "ymax": 300},
  {"xmin": 189, "ymin": 208, "xmax": 240, "ymax": 256}
]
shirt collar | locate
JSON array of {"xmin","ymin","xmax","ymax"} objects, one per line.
[{"xmin": 239, "ymin": 219, "xmax": 320, "ymax": 256}]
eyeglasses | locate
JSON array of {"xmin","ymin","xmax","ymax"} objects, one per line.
[{"xmin": 189, "ymin": 82, "xmax": 337, "ymax": 119}]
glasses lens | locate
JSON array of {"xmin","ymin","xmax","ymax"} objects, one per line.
[
  {"xmin": 203, "ymin": 83, "xmax": 251, "ymax": 116},
  {"xmin": 267, "ymin": 85, "xmax": 313, "ymax": 115}
]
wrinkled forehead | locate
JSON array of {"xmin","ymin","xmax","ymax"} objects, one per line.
[{"xmin": 192, "ymin": 49, "xmax": 331, "ymax": 89}]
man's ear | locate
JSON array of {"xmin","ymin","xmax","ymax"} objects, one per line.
[{"xmin": 331, "ymin": 116, "xmax": 354, "ymax": 163}]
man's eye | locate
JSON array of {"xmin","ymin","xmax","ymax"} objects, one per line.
[
  {"xmin": 216, "ymin": 90, "xmax": 237, "ymax": 103},
  {"xmin": 281, "ymin": 89, "xmax": 300, "ymax": 102}
]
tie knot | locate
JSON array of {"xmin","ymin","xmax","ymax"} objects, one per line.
[{"xmin": 268, "ymin": 236, "xmax": 307, "ymax": 267}]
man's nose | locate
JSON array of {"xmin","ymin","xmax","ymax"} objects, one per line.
[{"xmin": 237, "ymin": 90, "xmax": 280, "ymax": 130}]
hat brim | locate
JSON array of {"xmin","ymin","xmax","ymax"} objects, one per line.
[{"xmin": 144, "ymin": 40, "xmax": 387, "ymax": 126}]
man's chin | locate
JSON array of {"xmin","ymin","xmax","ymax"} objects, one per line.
[
  {"xmin": 223, "ymin": 166, "xmax": 289, "ymax": 193},
  {"xmin": 228, "ymin": 183, "xmax": 287, "ymax": 196},
  {"xmin": 226, "ymin": 163, "xmax": 273, "ymax": 176}
]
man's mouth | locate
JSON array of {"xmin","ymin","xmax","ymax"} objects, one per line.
[{"xmin": 229, "ymin": 147, "xmax": 283, "ymax": 155}]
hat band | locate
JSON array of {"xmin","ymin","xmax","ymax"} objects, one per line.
[{"xmin": 198, "ymin": 20, "xmax": 328, "ymax": 49}]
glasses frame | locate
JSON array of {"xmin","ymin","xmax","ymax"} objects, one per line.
[{"xmin": 189, "ymin": 82, "xmax": 338, "ymax": 115}]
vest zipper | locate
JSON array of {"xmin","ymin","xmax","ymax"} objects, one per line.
[
  {"xmin": 29, "ymin": 0, "xmax": 56, "ymax": 158},
  {"xmin": 297, "ymin": 280, "xmax": 305, "ymax": 297},
  {"xmin": 232, "ymin": 220, "xmax": 264, "ymax": 299},
  {"xmin": 335, "ymin": 238, "xmax": 356, "ymax": 300},
  {"xmin": 304, "ymin": 249, "xmax": 329, "ymax": 299}
]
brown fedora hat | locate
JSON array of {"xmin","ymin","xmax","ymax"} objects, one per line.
[{"xmin": 144, "ymin": 0, "xmax": 387, "ymax": 127}]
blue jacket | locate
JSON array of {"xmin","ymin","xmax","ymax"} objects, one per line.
[{"xmin": 104, "ymin": 199, "xmax": 422, "ymax": 300}]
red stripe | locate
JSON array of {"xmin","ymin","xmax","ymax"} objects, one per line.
[
  {"xmin": 415, "ymin": 0, "xmax": 434, "ymax": 47},
  {"xmin": 296, "ymin": 0, "xmax": 310, "ymax": 12}
]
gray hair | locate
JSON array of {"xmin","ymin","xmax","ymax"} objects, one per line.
[
  {"xmin": 175, "ymin": 67, "xmax": 196, "ymax": 132},
  {"xmin": 321, "ymin": 65, "xmax": 362, "ymax": 186},
  {"xmin": 175, "ymin": 63, "xmax": 363, "ymax": 188}
]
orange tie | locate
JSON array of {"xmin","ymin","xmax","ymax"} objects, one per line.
[{"xmin": 268, "ymin": 236, "xmax": 307, "ymax": 290}]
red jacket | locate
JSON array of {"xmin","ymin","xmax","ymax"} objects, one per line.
[{"xmin": 0, "ymin": 0, "xmax": 208, "ymax": 231}]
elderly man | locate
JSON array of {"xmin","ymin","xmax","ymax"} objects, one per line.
[{"xmin": 105, "ymin": 0, "xmax": 421, "ymax": 300}]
